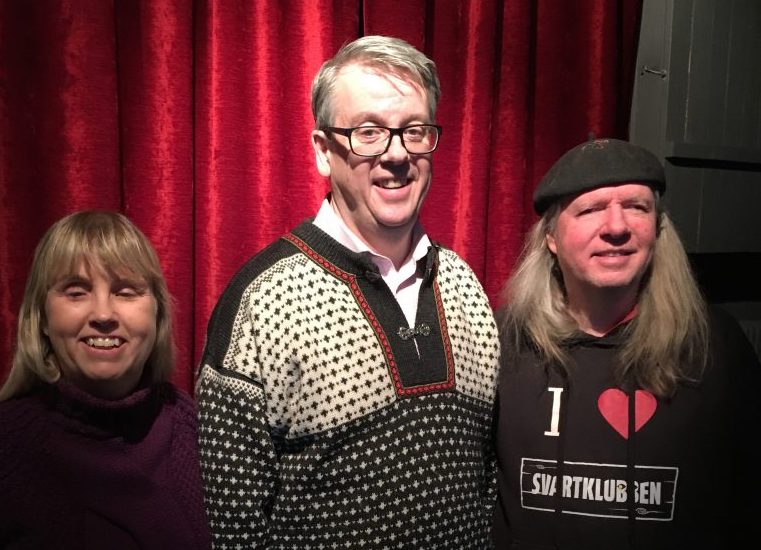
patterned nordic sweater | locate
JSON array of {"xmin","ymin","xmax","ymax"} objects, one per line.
[{"xmin": 196, "ymin": 221, "xmax": 500, "ymax": 549}]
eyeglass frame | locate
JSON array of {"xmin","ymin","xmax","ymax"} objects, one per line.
[{"xmin": 322, "ymin": 124, "xmax": 443, "ymax": 157}]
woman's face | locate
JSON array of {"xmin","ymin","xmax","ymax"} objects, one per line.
[{"xmin": 44, "ymin": 261, "xmax": 157, "ymax": 399}]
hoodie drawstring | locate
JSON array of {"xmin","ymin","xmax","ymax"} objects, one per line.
[
  {"xmin": 626, "ymin": 387, "xmax": 637, "ymax": 549},
  {"xmin": 552, "ymin": 371, "xmax": 570, "ymax": 549}
]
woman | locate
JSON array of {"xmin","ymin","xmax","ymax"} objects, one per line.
[{"xmin": 0, "ymin": 211, "xmax": 210, "ymax": 549}]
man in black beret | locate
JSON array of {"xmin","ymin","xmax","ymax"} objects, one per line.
[
  {"xmin": 491, "ymin": 138, "xmax": 760, "ymax": 549},
  {"xmin": 532, "ymin": 138, "xmax": 665, "ymax": 215}
]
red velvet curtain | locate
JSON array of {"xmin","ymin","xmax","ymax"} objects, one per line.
[{"xmin": 0, "ymin": 0, "xmax": 641, "ymax": 394}]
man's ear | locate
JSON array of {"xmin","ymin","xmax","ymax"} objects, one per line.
[
  {"xmin": 311, "ymin": 129, "xmax": 332, "ymax": 178},
  {"xmin": 546, "ymin": 232, "xmax": 557, "ymax": 255}
]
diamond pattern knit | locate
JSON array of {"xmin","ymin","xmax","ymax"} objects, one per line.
[{"xmin": 197, "ymin": 221, "xmax": 499, "ymax": 549}]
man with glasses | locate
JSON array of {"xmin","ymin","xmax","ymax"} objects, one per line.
[{"xmin": 196, "ymin": 36, "xmax": 500, "ymax": 548}]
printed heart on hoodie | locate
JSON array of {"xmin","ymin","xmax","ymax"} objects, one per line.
[{"xmin": 597, "ymin": 388, "xmax": 657, "ymax": 439}]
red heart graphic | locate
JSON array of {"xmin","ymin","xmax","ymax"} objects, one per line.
[{"xmin": 597, "ymin": 389, "xmax": 657, "ymax": 439}]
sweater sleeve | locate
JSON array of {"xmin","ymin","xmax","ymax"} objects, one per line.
[
  {"xmin": 196, "ymin": 276, "xmax": 280, "ymax": 549},
  {"xmin": 197, "ymin": 367, "xmax": 277, "ymax": 548}
]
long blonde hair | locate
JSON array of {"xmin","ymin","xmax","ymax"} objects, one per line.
[
  {"xmin": 0, "ymin": 211, "xmax": 174, "ymax": 401},
  {"xmin": 500, "ymin": 205, "xmax": 708, "ymax": 397}
]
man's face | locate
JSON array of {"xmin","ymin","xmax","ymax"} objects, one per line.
[
  {"xmin": 311, "ymin": 64, "xmax": 432, "ymax": 247},
  {"xmin": 546, "ymin": 183, "xmax": 658, "ymax": 302}
]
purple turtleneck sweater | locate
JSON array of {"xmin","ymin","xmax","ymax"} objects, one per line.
[{"xmin": 0, "ymin": 380, "xmax": 211, "ymax": 549}]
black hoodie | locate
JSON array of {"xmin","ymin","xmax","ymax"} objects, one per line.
[{"xmin": 492, "ymin": 307, "xmax": 760, "ymax": 549}]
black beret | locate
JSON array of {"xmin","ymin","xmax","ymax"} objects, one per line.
[{"xmin": 533, "ymin": 138, "xmax": 666, "ymax": 214}]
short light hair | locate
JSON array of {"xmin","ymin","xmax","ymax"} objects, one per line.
[
  {"xmin": 311, "ymin": 35, "xmax": 441, "ymax": 128},
  {"xmin": 499, "ymin": 195, "xmax": 709, "ymax": 398},
  {"xmin": 0, "ymin": 211, "xmax": 174, "ymax": 400}
]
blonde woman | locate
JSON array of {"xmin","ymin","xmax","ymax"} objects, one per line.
[{"xmin": 0, "ymin": 211, "xmax": 209, "ymax": 549}]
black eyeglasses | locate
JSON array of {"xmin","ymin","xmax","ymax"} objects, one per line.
[{"xmin": 323, "ymin": 124, "xmax": 442, "ymax": 157}]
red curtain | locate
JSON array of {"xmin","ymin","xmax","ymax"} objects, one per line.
[{"xmin": 0, "ymin": 0, "xmax": 641, "ymax": 394}]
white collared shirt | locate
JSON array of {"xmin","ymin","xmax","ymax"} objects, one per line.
[{"xmin": 312, "ymin": 198, "xmax": 431, "ymax": 327}]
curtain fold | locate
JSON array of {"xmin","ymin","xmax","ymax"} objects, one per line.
[
  {"xmin": 115, "ymin": 0, "xmax": 195, "ymax": 390},
  {"xmin": 0, "ymin": 0, "xmax": 641, "ymax": 394}
]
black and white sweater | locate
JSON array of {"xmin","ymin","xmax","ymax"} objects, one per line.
[{"xmin": 197, "ymin": 221, "xmax": 500, "ymax": 549}]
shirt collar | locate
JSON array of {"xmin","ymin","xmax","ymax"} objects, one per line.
[
  {"xmin": 601, "ymin": 304, "xmax": 639, "ymax": 336},
  {"xmin": 312, "ymin": 196, "xmax": 431, "ymax": 276}
]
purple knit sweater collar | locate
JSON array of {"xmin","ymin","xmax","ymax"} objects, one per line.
[{"xmin": 41, "ymin": 379, "xmax": 171, "ymax": 441}]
